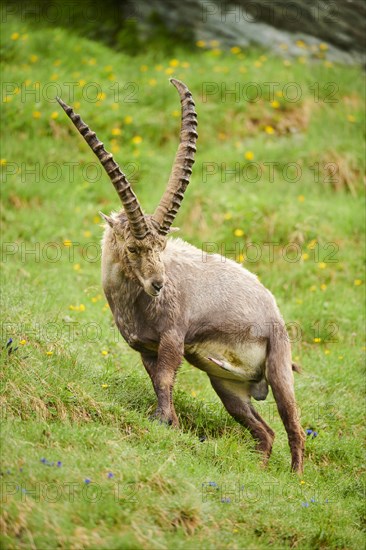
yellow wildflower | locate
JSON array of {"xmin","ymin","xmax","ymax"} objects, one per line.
[
  {"xmin": 84, "ymin": 230, "xmax": 92, "ymax": 238},
  {"xmin": 298, "ymin": 195, "xmax": 305, "ymax": 202},
  {"xmin": 63, "ymin": 240, "xmax": 72, "ymax": 247},
  {"xmin": 124, "ymin": 115, "xmax": 133, "ymax": 124},
  {"xmin": 33, "ymin": 111, "xmax": 41, "ymax": 119},
  {"xmin": 0, "ymin": 159, "xmax": 7, "ymax": 166},
  {"xmin": 302, "ymin": 253, "xmax": 309, "ymax": 261},
  {"xmin": 319, "ymin": 43, "xmax": 328, "ymax": 51},
  {"xmin": 148, "ymin": 78, "xmax": 157, "ymax": 86},
  {"xmin": 111, "ymin": 128, "xmax": 122, "ymax": 136},
  {"xmin": 165, "ymin": 67, "xmax": 174, "ymax": 75},
  {"xmin": 140, "ymin": 64, "xmax": 148, "ymax": 72},
  {"xmin": 244, "ymin": 151, "xmax": 254, "ymax": 161},
  {"xmin": 264, "ymin": 125, "xmax": 274, "ymax": 134},
  {"xmin": 313, "ymin": 338, "xmax": 321, "ymax": 343},
  {"xmin": 234, "ymin": 229, "xmax": 244, "ymax": 237},
  {"xmin": 46, "ymin": 351, "xmax": 54, "ymax": 356},
  {"xmin": 131, "ymin": 136, "xmax": 142, "ymax": 145},
  {"xmin": 318, "ymin": 262, "xmax": 326, "ymax": 269},
  {"xmin": 230, "ymin": 46, "xmax": 241, "ymax": 54},
  {"xmin": 169, "ymin": 59, "xmax": 179, "ymax": 67},
  {"xmin": 354, "ymin": 279, "xmax": 362, "ymax": 286},
  {"xmin": 101, "ymin": 384, "xmax": 109, "ymax": 388},
  {"xmin": 29, "ymin": 54, "xmax": 38, "ymax": 63},
  {"xmin": 11, "ymin": 32, "xmax": 20, "ymax": 40},
  {"xmin": 73, "ymin": 263, "xmax": 81, "ymax": 271},
  {"xmin": 347, "ymin": 115, "xmax": 355, "ymax": 123},
  {"xmin": 271, "ymin": 100, "xmax": 280, "ymax": 109},
  {"xmin": 101, "ymin": 350, "xmax": 108, "ymax": 356},
  {"xmin": 196, "ymin": 40, "xmax": 206, "ymax": 48},
  {"xmin": 320, "ymin": 284, "xmax": 327, "ymax": 291},
  {"xmin": 20, "ymin": 340, "xmax": 26, "ymax": 345},
  {"xmin": 51, "ymin": 112, "xmax": 59, "ymax": 120}
]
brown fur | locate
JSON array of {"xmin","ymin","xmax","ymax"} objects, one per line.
[{"xmin": 102, "ymin": 218, "xmax": 305, "ymax": 473}]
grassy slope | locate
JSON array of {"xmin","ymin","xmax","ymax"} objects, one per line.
[{"xmin": 1, "ymin": 16, "xmax": 365, "ymax": 550}]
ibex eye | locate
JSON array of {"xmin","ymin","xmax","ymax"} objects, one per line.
[{"xmin": 127, "ymin": 246, "xmax": 137, "ymax": 254}]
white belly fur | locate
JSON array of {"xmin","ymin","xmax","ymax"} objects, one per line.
[{"xmin": 184, "ymin": 340, "xmax": 267, "ymax": 381}]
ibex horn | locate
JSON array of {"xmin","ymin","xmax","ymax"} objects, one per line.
[
  {"xmin": 56, "ymin": 97, "xmax": 149, "ymax": 240},
  {"xmin": 153, "ymin": 79, "xmax": 198, "ymax": 235}
]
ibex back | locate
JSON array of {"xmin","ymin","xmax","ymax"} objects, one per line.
[{"xmin": 57, "ymin": 79, "xmax": 305, "ymax": 473}]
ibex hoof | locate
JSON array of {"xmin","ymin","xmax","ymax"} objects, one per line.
[{"xmin": 149, "ymin": 411, "xmax": 179, "ymax": 428}]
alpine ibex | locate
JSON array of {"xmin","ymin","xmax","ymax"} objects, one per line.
[{"xmin": 57, "ymin": 79, "xmax": 305, "ymax": 472}]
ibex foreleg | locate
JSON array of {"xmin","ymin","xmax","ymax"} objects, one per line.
[{"xmin": 141, "ymin": 332, "xmax": 183, "ymax": 427}]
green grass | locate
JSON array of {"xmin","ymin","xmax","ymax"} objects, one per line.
[{"xmin": 1, "ymin": 14, "xmax": 365, "ymax": 550}]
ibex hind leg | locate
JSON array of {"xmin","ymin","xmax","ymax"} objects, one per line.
[
  {"xmin": 266, "ymin": 331, "xmax": 305, "ymax": 473},
  {"xmin": 209, "ymin": 376, "xmax": 275, "ymax": 466}
]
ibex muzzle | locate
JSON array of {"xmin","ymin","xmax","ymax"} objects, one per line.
[{"xmin": 58, "ymin": 79, "xmax": 305, "ymax": 473}]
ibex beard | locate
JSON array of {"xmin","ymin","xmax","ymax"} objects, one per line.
[{"xmin": 57, "ymin": 78, "xmax": 305, "ymax": 473}]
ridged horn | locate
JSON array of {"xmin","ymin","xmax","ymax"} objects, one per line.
[
  {"xmin": 56, "ymin": 97, "xmax": 149, "ymax": 240},
  {"xmin": 153, "ymin": 79, "xmax": 198, "ymax": 235}
]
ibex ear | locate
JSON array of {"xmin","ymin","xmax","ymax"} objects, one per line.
[
  {"xmin": 99, "ymin": 211, "xmax": 114, "ymax": 228},
  {"xmin": 168, "ymin": 227, "xmax": 180, "ymax": 233}
]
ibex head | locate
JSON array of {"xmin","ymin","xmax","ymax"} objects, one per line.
[{"xmin": 57, "ymin": 79, "xmax": 198, "ymax": 297}]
